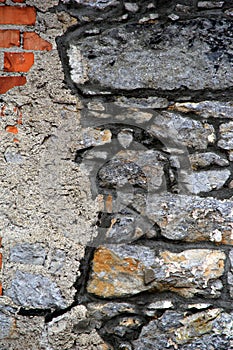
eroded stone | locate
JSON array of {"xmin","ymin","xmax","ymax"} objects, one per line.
[
  {"xmin": 98, "ymin": 150, "xmax": 167, "ymax": 192},
  {"xmin": 142, "ymin": 193, "xmax": 233, "ymax": 243},
  {"xmin": 189, "ymin": 152, "xmax": 229, "ymax": 169},
  {"xmin": 10, "ymin": 243, "xmax": 46, "ymax": 265},
  {"xmin": 150, "ymin": 111, "xmax": 215, "ymax": 150},
  {"xmin": 77, "ymin": 128, "xmax": 112, "ymax": 150},
  {"xmin": 6, "ymin": 271, "xmax": 66, "ymax": 308},
  {"xmin": 181, "ymin": 169, "xmax": 230, "ymax": 194},
  {"xmin": 133, "ymin": 308, "xmax": 233, "ymax": 350},
  {"xmin": 170, "ymin": 101, "xmax": 233, "ymax": 119},
  {"xmin": 65, "ymin": 19, "xmax": 233, "ymax": 94},
  {"xmin": 218, "ymin": 121, "xmax": 233, "ymax": 150},
  {"xmin": 87, "ymin": 245, "xmax": 225, "ymax": 298}
]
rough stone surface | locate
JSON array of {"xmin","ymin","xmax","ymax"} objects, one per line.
[
  {"xmin": 10, "ymin": 243, "xmax": 46, "ymax": 265},
  {"xmin": 149, "ymin": 111, "xmax": 215, "ymax": 150},
  {"xmin": 65, "ymin": 19, "xmax": 233, "ymax": 94},
  {"xmin": 218, "ymin": 121, "xmax": 233, "ymax": 150},
  {"xmin": 0, "ymin": 311, "xmax": 14, "ymax": 340},
  {"xmin": 87, "ymin": 245, "xmax": 225, "ymax": 298},
  {"xmin": 181, "ymin": 169, "xmax": 231, "ymax": 194},
  {"xmin": 133, "ymin": 309, "xmax": 233, "ymax": 350},
  {"xmin": 189, "ymin": 152, "xmax": 229, "ymax": 168},
  {"xmin": 6, "ymin": 271, "xmax": 66, "ymax": 308},
  {"xmin": 170, "ymin": 101, "xmax": 233, "ymax": 119},
  {"xmin": 140, "ymin": 193, "xmax": 233, "ymax": 243},
  {"xmin": 98, "ymin": 150, "xmax": 166, "ymax": 192}
]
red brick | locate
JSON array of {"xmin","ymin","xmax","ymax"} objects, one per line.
[
  {"xmin": 0, "ymin": 30, "xmax": 20, "ymax": 48},
  {"xmin": 5, "ymin": 125, "xmax": 18, "ymax": 134},
  {"xmin": 0, "ymin": 6, "xmax": 36, "ymax": 25},
  {"xmin": 23, "ymin": 32, "xmax": 52, "ymax": 51},
  {"xmin": 0, "ymin": 283, "xmax": 2, "ymax": 296},
  {"xmin": 0, "ymin": 76, "xmax": 26, "ymax": 94},
  {"xmin": 13, "ymin": 0, "xmax": 25, "ymax": 2},
  {"xmin": 4, "ymin": 52, "xmax": 34, "ymax": 72},
  {"xmin": 0, "ymin": 0, "xmax": 5, "ymax": 2}
]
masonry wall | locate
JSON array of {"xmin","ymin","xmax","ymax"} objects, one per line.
[{"xmin": 0, "ymin": 1, "xmax": 233, "ymax": 349}]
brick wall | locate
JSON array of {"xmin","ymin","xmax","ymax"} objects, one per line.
[
  {"xmin": 0, "ymin": 0, "xmax": 52, "ymax": 297},
  {"xmin": 0, "ymin": 0, "xmax": 52, "ymax": 95}
]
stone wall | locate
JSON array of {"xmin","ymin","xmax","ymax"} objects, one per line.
[{"xmin": 0, "ymin": 0, "xmax": 233, "ymax": 349}]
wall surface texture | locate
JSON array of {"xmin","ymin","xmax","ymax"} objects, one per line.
[{"xmin": 0, "ymin": 0, "xmax": 233, "ymax": 349}]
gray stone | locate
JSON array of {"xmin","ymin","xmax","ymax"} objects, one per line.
[
  {"xmin": 150, "ymin": 111, "xmax": 215, "ymax": 150},
  {"xmin": 49, "ymin": 249, "xmax": 66, "ymax": 274},
  {"xmin": 230, "ymin": 250, "xmax": 233, "ymax": 268},
  {"xmin": 102, "ymin": 315, "xmax": 144, "ymax": 338},
  {"xmin": 98, "ymin": 150, "xmax": 167, "ymax": 192},
  {"xmin": 189, "ymin": 152, "xmax": 229, "ymax": 168},
  {"xmin": 114, "ymin": 96, "xmax": 169, "ymax": 109},
  {"xmin": 10, "ymin": 243, "xmax": 46, "ymax": 265},
  {"xmin": 139, "ymin": 13, "xmax": 159, "ymax": 23},
  {"xmin": 168, "ymin": 13, "xmax": 180, "ymax": 21},
  {"xmin": 0, "ymin": 312, "xmax": 14, "ymax": 340},
  {"xmin": 100, "ymin": 212, "xmax": 147, "ymax": 244},
  {"xmin": 117, "ymin": 129, "xmax": 133, "ymax": 148},
  {"xmin": 133, "ymin": 309, "xmax": 233, "ymax": 350},
  {"xmin": 170, "ymin": 100, "xmax": 233, "ymax": 119},
  {"xmin": 181, "ymin": 169, "xmax": 231, "ymax": 194},
  {"xmin": 87, "ymin": 245, "xmax": 225, "ymax": 298},
  {"xmin": 65, "ymin": 18, "xmax": 233, "ymax": 94},
  {"xmin": 218, "ymin": 121, "xmax": 233, "ymax": 150},
  {"xmin": 81, "ymin": 103, "xmax": 154, "ymax": 126},
  {"xmin": 197, "ymin": 1, "xmax": 224, "ymax": 8},
  {"xmin": 225, "ymin": 8, "xmax": 233, "ymax": 16},
  {"xmin": 124, "ymin": 2, "xmax": 139, "ymax": 12},
  {"xmin": 138, "ymin": 193, "xmax": 233, "ymax": 243},
  {"xmin": 76, "ymin": 128, "xmax": 112, "ymax": 150},
  {"xmin": 4, "ymin": 150, "xmax": 23, "ymax": 164},
  {"xmin": 87, "ymin": 302, "xmax": 137, "ymax": 320},
  {"xmin": 175, "ymin": 4, "xmax": 192, "ymax": 13},
  {"xmin": 145, "ymin": 301, "xmax": 173, "ymax": 316},
  {"xmin": 6, "ymin": 271, "xmax": 66, "ymax": 308},
  {"xmin": 229, "ymin": 151, "xmax": 233, "ymax": 161}
]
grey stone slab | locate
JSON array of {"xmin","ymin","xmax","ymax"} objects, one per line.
[
  {"xmin": 10, "ymin": 243, "xmax": 46, "ymax": 265},
  {"xmin": 87, "ymin": 245, "xmax": 225, "ymax": 298},
  {"xmin": 181, "ymin": 169, "xmax": 231, "ymax": 194},
  {"xmin": 65, "ymin": 18, "xmax": 233, "ymax": 94},
  {"xmin": 6, "ymin": 271, "xmax": 66, "ymax": 309},
  {"xmin": 139, "ymin": 193, "xmax": 233, "ymax": 243}
]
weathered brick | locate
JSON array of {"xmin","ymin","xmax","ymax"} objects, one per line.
[
  {"xmin": 0, "ymin": 30, "xmax": 20, "ymax": 48},
  {"xmin": 23, "ymin": 32, "xmax": 52, "ymax": 51},
  {"xmin": 4, "ymin": 52, "xmax": 34, "ymax": 72},
  {"xmin": 0, "ymin": 6, "xmax": 36, "ymax": 25},
  {"xmin": 0, "ymin": 253, "xmax": 2, "ymax": 269},
  {"xmin": 0, "ymin": 76, "xmax": 26, "ymax": 94}
]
